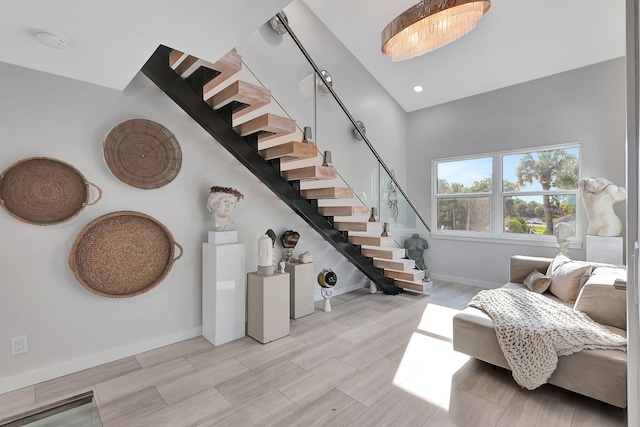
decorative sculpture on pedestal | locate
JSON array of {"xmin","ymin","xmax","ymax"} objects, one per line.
[
  {"xmin": 317, "ymin": 268, "xmax": 337, "ymax": 312},
  {"xmin": 298, "ymin": 251, "xmax": 313, "ymax": 263},
  {"xmin": 206, "ymin": 186, "xmax": 244, "ymax": 231},
  {"xmin": 280, "ymin": 230, "xmax": 300, "ymax": 263},
  {"xmin": 257, "ymin": 234, "xmax": 274, "ymax": 276},
  {"xmin": 369, "ymin": 207, "xmax": 377, "ymax": 222},
  {"xmin": 554, "ymin": 222, "xmax": 572, "ymax": 255},
  {"xmin": 579, "ymin": 177, "xmax": 626, "ymax": 237},
  {"xmin": 404, "ymin": 234, "xmax": 430, "ymax": 281}
]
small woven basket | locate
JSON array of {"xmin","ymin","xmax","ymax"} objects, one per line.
[
  {"xmin": 0, "ymin": 157, "xmax": 102, "ymax": 225},
  {"xmin": 69, "ymin": 211, "xmax": 183, "ymax": 298},
  {"xmin": 103, "ymin": 118, "xmax": 182, "ymax": 189}
]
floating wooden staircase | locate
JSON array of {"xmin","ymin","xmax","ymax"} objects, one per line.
[{"xmin": 142, "ymin": 45, "xmax": 431, "ymax": 294}]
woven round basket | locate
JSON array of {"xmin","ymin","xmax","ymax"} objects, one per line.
[
  {"xmin": 0, "ymin": 157, "xmax": 102, "ymax": 225},
  {"xmin": 69, "ymin": 211, "xmax": 183, "ymax": 298},
  {"xmin": 103, "ymin": 118, "xmax": 182, "ymax": 189}
]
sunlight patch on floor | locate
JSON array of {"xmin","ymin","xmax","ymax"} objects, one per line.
[
  {"xmin": 416, "ymin": 303, "xmax": 462, "ymax": 341},
  {"xmin": 393, "ymin": 329, "xmax": 470, "ymax": 408}
]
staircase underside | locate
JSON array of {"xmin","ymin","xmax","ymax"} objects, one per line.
[{"xmin": 142, "ymin": 45, "xmax": 401, "ymax": 295}]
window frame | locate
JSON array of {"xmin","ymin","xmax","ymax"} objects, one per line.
[{"xmin": 432, "ymin": 143, "xmax": 582, "ymax": 247}]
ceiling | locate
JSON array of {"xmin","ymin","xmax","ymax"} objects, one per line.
[
  {"xmin": 0, "ymin": 0, "xmax": 626, "ymax": 113},
  {"xmin": 0, "ymin": 0, "xmax": 290, "ymax": 91},
  {"xmin": 303, "ymin": 0, "xmax": 626, "ymax": 112}
]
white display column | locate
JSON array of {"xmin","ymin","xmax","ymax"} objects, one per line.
[
  {"xmin": 202, "ymin": 242, "xmax": 246, "ymax": 346},
  {"xmin": 586, "ymin": 236, "xmax": 624, "ymax": 265},
  {"xmin": 285, "ymin": 262, "xmax": 315, "ymax": 319}
]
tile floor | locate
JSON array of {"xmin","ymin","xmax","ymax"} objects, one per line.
[{"xmin": 0, "ymin": 281, "xmax": 628, "ymax": 426}]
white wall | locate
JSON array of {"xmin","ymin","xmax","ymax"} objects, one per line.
[
  {"xmin": 0, "ymin": 58, "xmax": 374, "ymax": 392},
  {"xmin": 407, "ymin": 58, "xmax": 627, "ymax": 287}
]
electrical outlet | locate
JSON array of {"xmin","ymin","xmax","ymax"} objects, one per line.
[{"xmin": 11, "ymin": 336, "xmax": 27, "ymax": 355}]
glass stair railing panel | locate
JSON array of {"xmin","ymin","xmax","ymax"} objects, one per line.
[{"xmin": 380, "ymin": 165, "xmax": 432, "ymax": 283}]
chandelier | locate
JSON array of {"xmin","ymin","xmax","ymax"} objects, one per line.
[{"xmin": 381, "ymin": 0, "xmax": 491, "ymax": 62}]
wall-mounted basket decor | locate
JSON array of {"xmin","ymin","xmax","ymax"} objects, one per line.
[
  {"xmin": 0, "ymin": 157, "xmax": 102, "ymax": 225},
  {"xmin": 103, "ymin": 118, "xmax": 182, "ymax": 189},
  {"xmin": 69, "ymin": 210, "xmax": 183, "ymax": 298}
]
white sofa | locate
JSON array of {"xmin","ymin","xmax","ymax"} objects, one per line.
[{"xmin": 452, "ymin": 255, "xmax": 627, "ymax": 407}]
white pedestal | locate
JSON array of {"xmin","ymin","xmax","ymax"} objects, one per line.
[
  {"xmin": 208, "ymin": 230, "xmax": 238, "ymax": 244},
  {"xmin": 586, "ymin": 235, "xmax": 624, "ymax": 265},
  {"xmin": 202, "ymin": 242, "xmax": 246, "ymax": 346},
  {"xmin": 285, "ymin": 262, "xmax": 315, "ymax": 319},
  {"xmin": 247, "ymin": 272, "xmax": 290, "ymax": 344}
]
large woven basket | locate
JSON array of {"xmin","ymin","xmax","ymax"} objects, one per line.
[
  {"xmin": 0, "ymin": 157, "xmax": 102, "ymax": 225},
  {"xmin": 103, "ymin": 118, "xmax": 182, "ymax": 189},
  {"xmin": 69, "ymin": 211, "xmax": 183, "ymax": 298}
]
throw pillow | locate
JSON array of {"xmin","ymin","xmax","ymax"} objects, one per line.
[
  {"xmin": 545, "ymin": 253, "xmax": 571, "ymax": 276},
  {"xmin": 548, "ymin": 255, "xmax": 593, "ymax": 303},
  {"xmin": 523, "ymin": 269, "xmax": 552, "ymax": 293}
]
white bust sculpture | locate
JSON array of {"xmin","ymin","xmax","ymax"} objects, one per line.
[
  {"xmin": 554, "ymin": 222, "xmax": 572, "ymax": 254},
  {"xmin": 579, "ymin": 177, "xmax": 626, "ymax": 237},
  {"xmin": 206, "ymin": 186, "xmax": 244, "ymax": 231}
]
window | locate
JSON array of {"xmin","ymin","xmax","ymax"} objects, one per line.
[
  {"xmin": 434, "ymin": 145, "xmax": 580, "ymax": 239},
  {"xmin": 436, "ymin": 157, "xmax": 492, "ymax": 232}
]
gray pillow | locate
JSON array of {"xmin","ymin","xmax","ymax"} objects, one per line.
[{"xmin": 523, "ymin": 269, "xmax": 552, "ymax": 293}]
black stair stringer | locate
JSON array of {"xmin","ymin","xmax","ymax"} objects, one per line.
[{"xmin": 142, "ymin": 45, "xmax": 399, "ymax": 295}]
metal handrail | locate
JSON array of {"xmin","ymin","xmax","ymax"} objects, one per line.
[{"xmin": 276, "ymin": 12, "xmax": 431, "ymax": 232}]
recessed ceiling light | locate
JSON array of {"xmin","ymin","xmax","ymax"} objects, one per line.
[
  {"xmin": 413, "ymin": 85, "xmax": 423, "ymax": 93},
  {"xmin": 35, "ymin": 31, "xmax": 68, "ymax": 49}
]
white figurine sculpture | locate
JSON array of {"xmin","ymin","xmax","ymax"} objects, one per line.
[
  {"xmin": 257, "ymin": 234, "xmax": 274, "ymax": 276},
  {"xmin": 206, "ymin": 186, "xmax": 244, "ymax": 231},
  {"xmin": 579, "ymin": 177, "xmax": 626, "ymax": 237},
  {"xmin": 298, "ymin": 251, "xmax": 313, "ymax": 264},
  {"xmin": 554, "ymin": 222, "xmax": 572, "ymax": 255}
]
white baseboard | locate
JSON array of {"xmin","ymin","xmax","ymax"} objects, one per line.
[
  {"xmin": 0, "ymin": 327, "xmax": 202, "ymax": 395},
  {"xmin": 314, "ymin": 281, "xmax": 366, "ymax": 301},
  {"xmin": 430, "ymin": 273, "xmax": 501, "ymax": 289}
]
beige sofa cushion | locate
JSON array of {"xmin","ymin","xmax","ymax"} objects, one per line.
[
  {"xmin": 574, "ymin": 268, "xmax": 627, "ymax": 330},
  {"xmin": 547, "ymin": 254, "xmax": 593, "ymax": 303},
  {"xmin": 510, "ymin": 256, "xmax": 552, "ymax": 283},
  {"xmin": 523, "ymin": 269, "xmax": 552, "ymax": 293}
]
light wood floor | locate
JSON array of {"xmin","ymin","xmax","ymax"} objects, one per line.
[{"xmin": 0, "ymin": 281, "xmax": 628, "ymax": 426}]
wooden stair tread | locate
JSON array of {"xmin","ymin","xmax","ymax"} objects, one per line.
[
  {"xmin": 348, "ymin": 234, "xmax": 395, "ymax": 246},
  {"xmin": 169, "ymin": 50, "xmax": 187, "ymax": 69},
  {"xmin": 280, "ymin": 155, "xmax": 322, "ymax": 170},
  {"xmin": 360, "ymin": 245, "xmax": 405, "ymax": 259},
  {"xmin": 281, "ymin": 165, "xmax": 337, "ymax": 181},
  {"xmin": 300, "ymin": 178, "xmax": 349, "ymax": 190},
  {"xmin": 210, "ymin": 80, "xmax": 271, "ymax": 120},
  {"xmin": 174, "ymin": 49, "xmax": 240, "ymax": 79},
  {"xmin": 394, "ymin": 278, "xmax": 433, "ymax": 291},
  {"xmin": 202, "ymin": 49, "xmax": 243, "ymax": 99},
  {"xmin": 233, "ymin": 113, "xmax": 296, "ymax": 142},
  {"xmin": 316, "ymin": 198, "xmax": 365, "ymax": 207},
  {"xmin": 334, "ymin": 221, "xmax": 381, "ymax": 232},
  {"xmin": 384, "ymin": 269, "xmax": 425, "ymax": 281},
  {"xmin": 373, "ymin": 258, "xmax": 416, "ymax": 271},
  {"xmin": 318, "ymin": 206, "xmax": 369, "ymax": 217},
  {"xmin": 394, "ymin": 279, "xmax": 432, "ymax": 292},
  {"xmin": 301, "ymin": 187, "xmax": 354, "ymax": 200},
  {"xmin": 260, "ymin": 141, "xmax": 317, "ymax": 161}
]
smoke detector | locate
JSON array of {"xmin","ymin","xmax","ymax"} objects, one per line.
[{"xmin": 35, "ymin": 31, "xmax": 68, "ymax": 49}]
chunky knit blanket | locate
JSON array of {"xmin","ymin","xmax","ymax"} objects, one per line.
[{"xmin": 468, "ymin": 288, "xmax": 627, "ymax": 390}]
